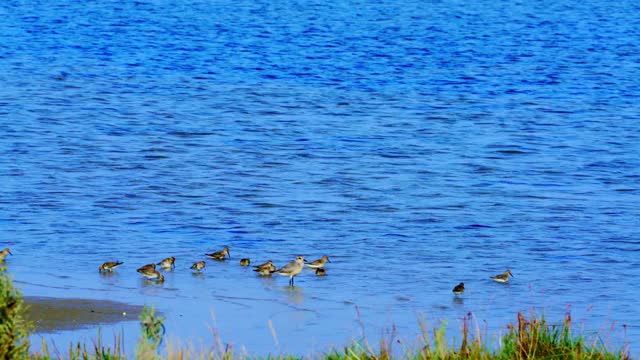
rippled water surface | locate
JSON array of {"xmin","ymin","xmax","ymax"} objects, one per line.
[{"xmin": 2, "ymin": 0, "xmax": 639, "ymax": 356}]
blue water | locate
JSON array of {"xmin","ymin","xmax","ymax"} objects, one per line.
[{"xmin": 2, "ymin": 0, "xmax": 639, "ymax": 356}]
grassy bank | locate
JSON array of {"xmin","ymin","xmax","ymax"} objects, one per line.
[{"xmin": 1, "ymin": 266, "xmax": 632, "ymax": 359}]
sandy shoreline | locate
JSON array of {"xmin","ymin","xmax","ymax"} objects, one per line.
[{"xmin": 24, "ymin": 296, "xmax": 144, "ymax": 333}]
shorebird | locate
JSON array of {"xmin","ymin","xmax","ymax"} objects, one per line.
[
  {"xmin": 190, "ymin": 261, "xmax": 206, "ymax": 271},
  {"xmin": 0, "ymin": 248, "xmax": 12, "ymax": 261},
  {"xmin": 253, "ymin": 260, "xmax": 276, "ymax": 275},
  {"xmin": 275, "ymin": 256, "xmax": 306, "ymax": 286},
  {"xmin": 452, "ymin": 282, "xmax": 465, "ymax": 295},
  {"xmin": 255, "ymin": 267, "xmax": 276, "ymax": 276},
  {"xmin": 98, "ymin": 261, "xmax": 123, "ymax": 273},
  {"xmin": 306, "ymin": 255, "xmax": 330, "ymax": 269},
  {"xmin": 240, "ymin": 258, "xmax": 250, "ymax": 266},
  {"xmin": 205, "ymin": 246, "xmax": 230, "ymax": 260},
  {"xmin": 254, "ymin": 260, "xmax": 273, "ymax": 270},
  {"xmin": 137, "ymin": 267, "xmax": 164, "ymax": 282},
  {"xmin": 315, "ymin": 268, "xmax": 326, "ymax": 276},
  {"xmin": 157, "ymin": 256, "xmax": 175, "ymax": 270},
  {"xmin": 490, "ymin": 269, "xmax": 514, "ymax": 283},
  {"xmin": 137, "ymin": 263, "xmax": 156, "ymax": 272}
]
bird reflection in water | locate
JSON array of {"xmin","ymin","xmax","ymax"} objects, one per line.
[{"xmin": 282, "ymin": 285, "xmax": 304, "ymax": 304}]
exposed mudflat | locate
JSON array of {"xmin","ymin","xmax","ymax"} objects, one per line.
[{"xmin": 24, "ymin": 297, "xmax": 144, "ymax": 333}]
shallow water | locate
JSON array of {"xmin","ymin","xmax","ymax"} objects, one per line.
[{"xmin": 2, "ymin": 0, "xmax": 639, "ymax": 356}]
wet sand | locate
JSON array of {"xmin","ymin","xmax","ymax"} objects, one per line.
[{"xmin": 24, "ymin": 296, "xmax": 144, "ymax": 333}]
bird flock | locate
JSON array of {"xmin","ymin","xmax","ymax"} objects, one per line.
[
  {"xmin": 1, "ymin": 246, "xmax": 512, "ymax": 291},
  {"xmin": 96, "ymin": 246, "xmax": 331, "ymax": 287}
]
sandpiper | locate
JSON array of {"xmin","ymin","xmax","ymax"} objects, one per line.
[
  {"xmin": 157, "ymin": 256, "xmax": 175, "ymax": 269},
  {"xmin": 98, "ymin": 261, "xmax": 123, "ymax": 273},
  {"xmin": 137, "ymin": 263, "xmax": 156, "ymax": 272},
  {"xmin": 255, "ymin": 267, "xmax": 276, "ymax": 276},
  {"xmin": 490, "ymin": 269, "xmax": 514, "ymax": 283},
  {"xmin": 205, "ymin": 246, "xmax": 230, "ymax": 260},
  {"xmin": 254, "ymin": 260, "xmax": 273, "ymax": 270},
  {"xmin": 275, "ymin": 256, "xmax": 306, "ymax": 286},
  {"xmin": 0, "ymin": 248, "xmax": 12, "ymax": 261},
  {"xmin": 452, "ymin": 282, "xmax": 465, "ymax": 295},
  {"xmin": 253, "ymin": 260, "xmax": 276, "ymax": 275},
  {"xmin": 190, "ymin": 261, "xmax": 206, "ymax": 271},
  {"xmin": 315, "ymin": 268, "xmax": 326, "ymax": 276},
  {"xmin": 137, "ymin": 267, "xmax": 164, "ymax": 282},
  {"xmin": 306, "ymin": 255, "xmax": 330, "ymax": 269},
  {"xmin": 240, "ymin": 258, "xmax": 250, "ymax": 266}
]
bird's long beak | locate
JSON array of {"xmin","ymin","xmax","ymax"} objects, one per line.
[
  {"xmin": 327, "ymin": 258, "xmax": 331, "ymax": 263},
  {"xmin": 303, "ymin": 259, "xmax": 308, "ymax": 263},
  {"xmin": 227, "ymin": 250, "xmax": 231, "ymax": 259},
  {"xmin": 8, "ymin": 250, "xmax": 12, "ymax": 256}
]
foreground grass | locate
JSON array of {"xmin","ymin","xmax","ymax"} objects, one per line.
[{"xmin": 1, "ymin": 266, "xmax": 631, "ymax": 359}]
